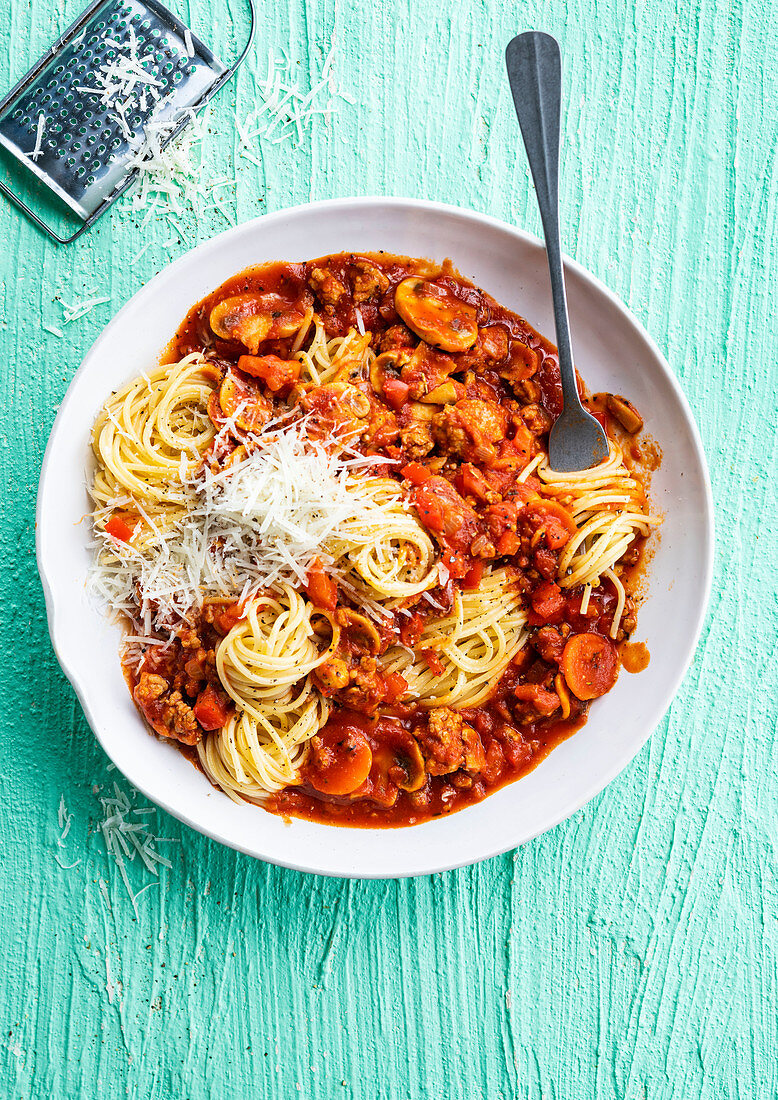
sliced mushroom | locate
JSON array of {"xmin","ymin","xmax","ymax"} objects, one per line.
[
  {"xmin": 394, "ymin": 278, "xmax": 478, "ymax": 353},
  {"xmin": 393, "ymin": 736, "xmax": 426, "ymax": 792},
  {"xmin": 336, "ymin": 609, "xmax": 382, "ymax": 655},
  {"xmin": 300, "ymin": 382, "xmax": 371, "ymax": 438},
  {"xmin": 372, "ymin": 727, "xmax": 427, "ymax": 793},
  {"xmin": 331, "ymin": 332, "xmax": 373, "ymax": 385},
  {"xmin": 218, "ymin": 370, "xmax": 272, "ymax": 432},
  {"xmin": 419, "ymin": 380, "xmax": 461, "ymax": 404},
  {"xmin": 606, "ymin": 393, "xmax": 643, "ymax": 434},
  {"xmin": 210, "ymin": 293, "xmax": 306, "ymax": 354},
  {"xmin": 407, "ymin": 400, "xmax": 436, "ymax": 421},
  {"xmin": 313, "ymin": 656, "xmax": 351, "ymax": 693},
  {"xmin": 369, "ymin": 348, "xmax": 413, "ymax": 395}
]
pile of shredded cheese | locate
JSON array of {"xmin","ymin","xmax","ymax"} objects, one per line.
[
  {"xmin": 237, "ymin": 45, "xmax": 353, "ymax": 160},
  {"xmin": 90, "ymin": 421, "xmax": 399, "ymax": 636},
  {"xmin": 98, "ymin": 782, "xmax": 175, "ymax": 918},
  {"xmin": 126, "ymin": 107, "xmax": 234, "ymax": 233}
]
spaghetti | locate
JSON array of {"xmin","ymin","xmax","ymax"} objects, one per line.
[
  {"xmin": 383, "ymin": 567, "xmax": 528, "ymax": 708},
  {"xmin": 537, "ymin": 443, "xmax": 660, "ymax": 637},
  {"xmin": 88, "ymin": 252, "xmax": 659, "ymax": 828}
]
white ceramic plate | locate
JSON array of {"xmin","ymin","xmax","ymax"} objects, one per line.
[{"xmin": 37, "ymin": 198, "xmax": 713, "ymax": 879}]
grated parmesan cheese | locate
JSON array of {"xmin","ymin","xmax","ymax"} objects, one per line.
[
  {"xmin": 123, "ymin": 105, "xmax": 233, "ymax": 225},
  {"xmin": 29, "ymin": 112, "xmax": 46, "ymax": 161},
  {"xmin": 90, "ymin": 420, "xmax": 398, "ymax": 635},
  {"xmin": 75, "ymin": 25, "xmax": 162, "ymax": 138},
  {"xmin": 98, "ymin": 782, "xmax": 177, "ymax": 918},
  {"xmin": 236, "ymin": 43, "xmax": 349, "ymax": 157},
  {"xmin": 57, "ymin": 293, "xmax": 111, "ymax": 325}
]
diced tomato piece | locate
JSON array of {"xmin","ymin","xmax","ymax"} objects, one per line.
[
  {"xmin": 237, "ymin": 354, "xmax": 301, "ymax": 391},
  {"xmin": 412, "ymin": 484, "xmax": 445, "ymax": 530},
  {"xmin": 411, "ymin": 476, "xmax": 480, "ymax": 552},
  {"xmin": 496, "ymin": 531, "xmax": 520, "ymax": 556},
  {"xmin": 304, "ymin": 558, "xmax": 338, "ymax": 611},
  {"xmin": 211, "ymin": 602, "xmax": 245, "ymax": 635},
  {"xmin": 456, "ymin": 463, "xmax": 493, "ymax": 502},
  {"xmin": 193, "ymin": 684, "xmax": 231, "ymax": 731},
  {"xmin": 463, "ymin": 559, "xmax": 485, "ymax": 590},
  {"xmin": 533, "ymin": 545, "xmax": 558, "ymax": 580},
  {"xmin": 484, "ymin": 501, "xmax": 519, "ymax": 538},
  {"xmin": 399, "ymin": 611, "xmax": 425, "ymax": 647},
  {"xmin": 421, "ymin": 648, "xmax": 445, "ymax": 676},
  {"xmin": 513, "ymin": 682, "xmax": 561, "ymax": 716},
  {"xmin": 401, "ymin": 461, "xmax": 432, "ymax": 485},
  {"xmin": 382, "ymin": 377, "xmax": 410, "ymax": 410},
  {"xmin": 530, "ymin": 580, "xmax": 566, "ymax": 622},
  {"xmin": 440, "ymin": 551, "xmax": 470, "ymax": 579},
  {"xmin": 105, "ymin": 512, "xmax": 139, "ymax": 542},
  {"xmin": 383, "ymin": 671, "xmax": 408, "ymax": 705}
]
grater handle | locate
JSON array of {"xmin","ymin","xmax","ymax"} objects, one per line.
[{"xmin": 0, "ymin": 181, "xmax": 91, "ymax": 244}]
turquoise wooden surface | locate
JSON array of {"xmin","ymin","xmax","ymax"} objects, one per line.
[{"xmin": 1, "ymin": 0, "xmax": 775, "ymax": 1094}]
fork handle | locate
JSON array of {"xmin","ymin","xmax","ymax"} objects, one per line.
[{"xmin": 505, "ymin": 32, "xmax": 580, "ymax": 411}]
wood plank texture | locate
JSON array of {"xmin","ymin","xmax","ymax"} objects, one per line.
[{"xmin": 0, "ymin": 0, "xmax": 776, "ymax": 1095}]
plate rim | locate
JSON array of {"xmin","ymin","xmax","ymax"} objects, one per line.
[{"xmin": 36, "ymin": 196, "xmax": 715, "ymax": 878}]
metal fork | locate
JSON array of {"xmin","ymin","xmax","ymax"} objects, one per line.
[{"xmin": 505, "ymin": 30, "xmax": 608, "ymax": 472}]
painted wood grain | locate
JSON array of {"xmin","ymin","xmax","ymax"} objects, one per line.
[{"xmin": 0, "ymin": 0, "xmax": 776, "ymax": 1096}]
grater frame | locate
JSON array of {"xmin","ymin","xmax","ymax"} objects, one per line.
[{"xmin": 0, "ymin": 0, "xmax": 256, "ymax": 243}]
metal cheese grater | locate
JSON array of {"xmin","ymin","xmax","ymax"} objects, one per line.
[{"xmin": 0, "ymin": 0, "xmax": 255, "ymax": 242}]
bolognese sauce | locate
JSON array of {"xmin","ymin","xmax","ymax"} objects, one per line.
[{"xmin": 94, "ymin": 252, "xmax": 657, "ymax": 828}]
